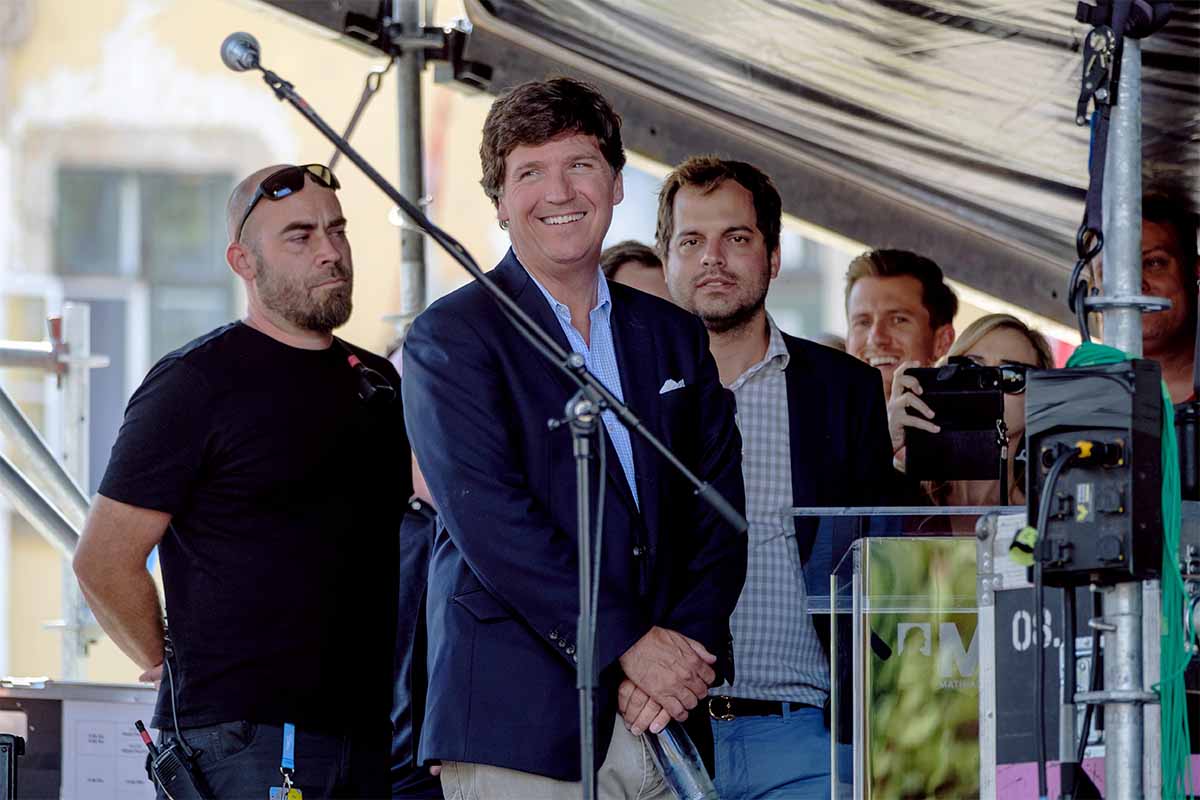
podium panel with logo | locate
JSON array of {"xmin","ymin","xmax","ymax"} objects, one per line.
[{"xmin": 795, "ymin": 508, "xmax": 996, "ymax": 800}]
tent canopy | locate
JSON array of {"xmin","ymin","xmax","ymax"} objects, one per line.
[{"xmin": 259, "ymin": 0, "xmax": 1200, "ymax": 325}]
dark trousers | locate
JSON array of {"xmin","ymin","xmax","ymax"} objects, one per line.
[{"xmin": 154, "ymin": 721, "xmax": 390, "ymax": 800}]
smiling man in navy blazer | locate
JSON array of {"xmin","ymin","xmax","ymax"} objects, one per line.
[{"xmin": 402, "ymin": 78, "xmax": 747, "ymax": 798}]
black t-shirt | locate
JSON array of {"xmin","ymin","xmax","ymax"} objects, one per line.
[{"xmin": 99, "ymin": 322, "xmax": 410, "ymax": 733}]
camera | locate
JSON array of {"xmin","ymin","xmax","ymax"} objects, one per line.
[{"xmin": 904, "ymin": 357, "xmax": 1027, "ymax": 482}]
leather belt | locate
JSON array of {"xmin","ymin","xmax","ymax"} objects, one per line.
[{"xmin": 706, "ymin": 695, "xmax": 816, "ymax": 721}]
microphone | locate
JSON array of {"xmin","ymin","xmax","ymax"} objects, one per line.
[{"xmin": 220, "ymin": 32, "xmax": 260, "ymax": 72}]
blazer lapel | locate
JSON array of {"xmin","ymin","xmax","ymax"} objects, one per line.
[
  {"xmin": 609, "ymin": 295, "xmax": 661, "ymax": 542},
  {"xmin": 783, "ymin": 337, "xmax": 822, "ymax": 566},
  {"xmin": 492, "ymin": 251, "xmax": 576, "ymax": 395}
]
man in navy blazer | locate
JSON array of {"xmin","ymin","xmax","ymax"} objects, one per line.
[
  {"xmin": 402, "ymin": 79, "xmax": 746, "ymax": 795},
  {"xmin": 659, "ymin": 156, "xmax": 895, "ymax": 799}
]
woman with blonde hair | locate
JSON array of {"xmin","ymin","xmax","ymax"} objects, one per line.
[{"xmin": 925, "ymin": 313, "xmax": 1055, "ymax": 507}]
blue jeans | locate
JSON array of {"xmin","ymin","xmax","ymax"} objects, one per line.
[
  {"xmin": 152, "ymin": 721, "xmax": 390, "ymax": 800},
  {"xmin": 710, "ymin": 706, "xmax": 849, "ymax": 800}
]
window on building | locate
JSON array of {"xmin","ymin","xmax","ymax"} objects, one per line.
[
  {"xmin": 55, "ymin": 168, "xmax": 235, "ymax": 362},
  {"xmin": 53, "ymin": 167, "xmax": 235, "ymax": 490}
]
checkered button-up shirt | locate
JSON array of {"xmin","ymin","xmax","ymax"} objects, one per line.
[
  {"xmin": 715, "ymin": 317, "xmax": 828, "ymax": 706},
  {"xmin": 525, "ymin": 266, "xmax": 638, "ymax": 506}
]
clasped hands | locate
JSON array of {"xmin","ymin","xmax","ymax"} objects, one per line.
[{"xmin": 617, "ymin": 625, "xmax": 716, "ymax": 736}]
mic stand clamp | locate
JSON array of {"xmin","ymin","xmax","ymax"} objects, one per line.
[{"xmin": 259, "ymin": 68, "xmax": 295, "ymax": 102}]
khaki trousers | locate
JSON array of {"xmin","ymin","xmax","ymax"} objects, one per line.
[{"xmin": 439, "ymin": 714, "xmax": 672, "ymax": 800}]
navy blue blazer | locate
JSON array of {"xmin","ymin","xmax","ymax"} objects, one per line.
[
  {"xmin": 780, "ymin": 332, "xmax": 896, "ymax": 597},
  {"xmin": 402, "ymin": 251, "xmax": 747, "ymax": 781},
  {"xmin": 782, "ymin": 333, "xmax": 895, "ymax": 745}
]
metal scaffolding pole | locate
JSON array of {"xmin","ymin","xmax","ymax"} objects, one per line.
[
  {"xmin": 0, "ymin": 304, "xmax": 106, "ymax": 677},
  {"xmin": 0, "ymin": 340, "xmax": 58, "ymax": 371},
  {"xmin": 59, "ymin": 303, "xmax": 93, "ymax": 680},
  {"xmin": 0, "ymin": 380, "xmax": 89, "ymax": 532},
  {"xmin": 392, "ymin": 0, "xmax": 428, "ymax": 341},
  {"xmin": 0, "ymin": 452, "xmax": 77, "ymax": 559},
  {"xmin": 1098, "ymin": 37, "xmax": 1146, "ymax": 800}
]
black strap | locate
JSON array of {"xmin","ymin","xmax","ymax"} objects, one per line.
[
  {"xmin": 1074, "ymin": 1, "xmax": 1174, "ymax": 239},
  {"xmin": 1083, "ymin": 100, "xmax": 1114, "ymax": 239}
]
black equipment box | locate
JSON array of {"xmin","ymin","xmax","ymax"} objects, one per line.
[{"xmin": 1025, "ymin": 360, "xmax": 1163, "ymax": 587}]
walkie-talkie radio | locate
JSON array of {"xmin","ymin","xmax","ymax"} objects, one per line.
[{"xmin": 135, "ymin": 720, "xmax": 210, "ymax": 800}]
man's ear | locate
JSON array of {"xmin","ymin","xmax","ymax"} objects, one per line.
[
  {"xmin": 768, "ymin": 246, "xmax": 781, "ymax": 280},
  {"xmin": 933, "ymin": 323, "xmax": 956, "ymax": 361},
  {"xmin": 226, "ymin": 241, "xmax": 257, "ymax": 281},
  {"xmin": 495, "ymin": 192, "xmax": 510, "ymax": 230}
]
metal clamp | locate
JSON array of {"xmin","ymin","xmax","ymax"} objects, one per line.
[
  {"xmin": 1075, "ymin": 689, "xmax": 1158, "ymax": 705},
  {"xmin": 1076, "ymin": 26, "xmax": 1117, "ymax": 124},
  {"xmin": 1081, "ymin": 294, "xmax": 1171, "ymax": 312}
]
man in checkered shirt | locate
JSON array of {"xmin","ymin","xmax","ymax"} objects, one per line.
[{"xmin": 658, "ymin": 156, "xmax": 895, "ymax": 799}]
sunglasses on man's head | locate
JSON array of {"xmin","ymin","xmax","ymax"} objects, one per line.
[{"xmin": 236, "ymin": 164, "xmax": 340, "ymax": 241}]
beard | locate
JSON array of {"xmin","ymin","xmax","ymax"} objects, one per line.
[
  {"xmin": 685, "ymin": 265, "xmax": 771, "ymax": 336},
  {"xmin": 252, "ymin": 252, "xmax": 353, "ymax": 333},
  {"xmin": 697, "ymin": 296, "xmax": 767, "ymax": 335}
]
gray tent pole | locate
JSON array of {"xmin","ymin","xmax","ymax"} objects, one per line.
[
  {"xmin": 393, "ymin": 0, "xmax": 428, "ymax": 341},
  {"xmin": 1098, "ymin": 37, "xmax": 1145, "ymax": 800}
]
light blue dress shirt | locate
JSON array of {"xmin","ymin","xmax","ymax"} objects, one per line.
[{"xmin": 524, "ymin": 265, "xmax": 639, "ymax": 507}]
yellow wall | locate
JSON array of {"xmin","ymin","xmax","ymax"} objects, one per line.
[{"xmin": 9, "ymin": 521, "xmax": 61, "ymax": 677}]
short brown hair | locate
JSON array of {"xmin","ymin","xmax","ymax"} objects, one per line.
[
  {"xmin": 600, "ymin": 240, "xmax": 662, "ymax": 279},
  {"xmin": 656, "ymin": 156, "xmax": 782, "ymax": 259},
  {"xmin": 844, "ymin": 249, "xmax": 958, "ymax": 330},
  {"xmin": 479, "ymin": 77, "xmax": 625, "ymax": 205}
]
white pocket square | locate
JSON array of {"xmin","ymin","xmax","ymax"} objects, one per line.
[{"xmin": 659, "ymin": 378, "xmax": 686, "ymax": 394}]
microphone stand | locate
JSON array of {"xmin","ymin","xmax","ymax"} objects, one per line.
[
  {"xmin": 550, "ymin": 385, "xmax": 605, "ymax": 800},
  {"xmin": 241, "ymin": 58, "xmax": 748, "ymax": 799}
]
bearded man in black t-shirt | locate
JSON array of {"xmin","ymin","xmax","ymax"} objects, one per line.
[{"xmin": 73, "ymin": 163, "xmax": 411, "ymax": 799}]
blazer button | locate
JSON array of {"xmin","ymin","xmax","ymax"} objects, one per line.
[
  {"xmin": 632, "ymin": 546, "xmax": 642, "ymax": 557},
  {"xmin": 549, "ymin": 631, "xmax": 559, "ymax": 640},
  {"xmin": 558, "ymin": 639, "xmax": 567, "ymax": 648},
  {"xmin": 566, "ymin": 645, "xmax": 576, "ymax": 655}
]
